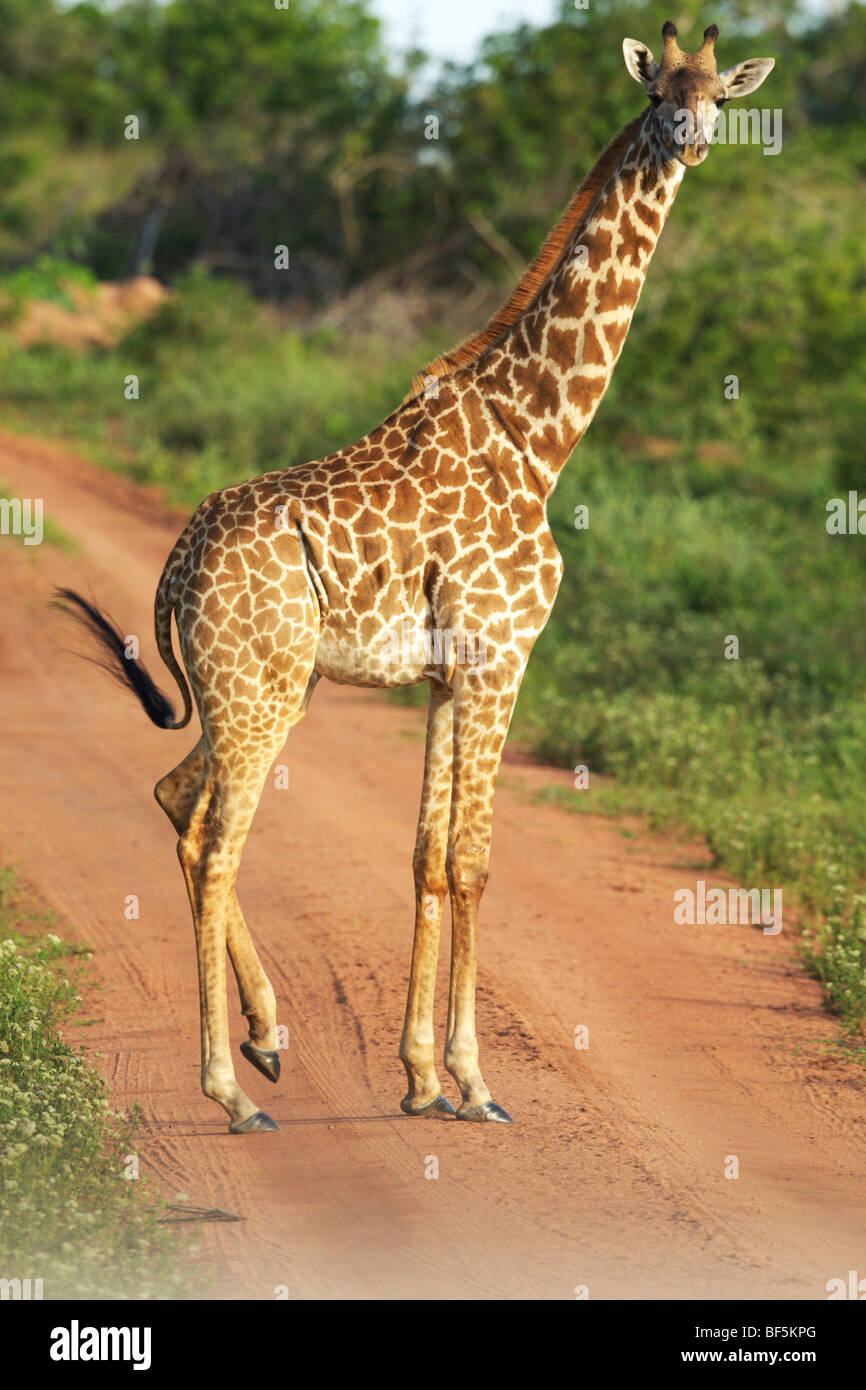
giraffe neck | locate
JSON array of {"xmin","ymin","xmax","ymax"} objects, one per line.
[{"xmin": 470, "ymin": 111, "xmax": 685, "ymax": 497}]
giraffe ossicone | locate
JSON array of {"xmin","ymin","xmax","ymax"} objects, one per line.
[{"xmin": 57, "ymin": 21, "xmax": 774, "ymax": 1133}]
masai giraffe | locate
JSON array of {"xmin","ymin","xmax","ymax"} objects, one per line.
[{"xmin": 58, "ymin": 22, "xmax": 774, "ymax": 1133}]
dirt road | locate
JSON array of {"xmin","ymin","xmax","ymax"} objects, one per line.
[{"xmin": 1, "ymin": 429, "xmax": 864, "ymax": 1300}]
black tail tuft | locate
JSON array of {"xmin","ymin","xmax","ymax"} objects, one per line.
[{"xmin": 53, "ymin": 588, "xmax": 176, "ymax": 729}]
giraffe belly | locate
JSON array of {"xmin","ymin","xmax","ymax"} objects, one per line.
[{"xmin": 313, "ymin": 609, "xmax": 434, "ymax": 689}]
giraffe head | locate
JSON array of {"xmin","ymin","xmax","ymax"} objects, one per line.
[{"xmin": 623, "ymin": 20, "xmax": 774, "ymax": 167}]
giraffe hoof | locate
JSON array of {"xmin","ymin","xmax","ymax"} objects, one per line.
[
  {"xmin": 457, "ymin": 1101, "xmax": 513, "ymax": 1124},
  {"xmin": 400, "ymin": 1094, "xmax": 457, "ymax": 1118},
  {"xmin": 229, "ymin": 1110, "xmax": 280, "ymax": 1134},
  {"xmin": 240, "ymin": 1041, "xmax": 281, "ymax": 1083}
]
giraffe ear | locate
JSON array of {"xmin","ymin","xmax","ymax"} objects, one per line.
[
  {"xmin": 718, "ymin": 56, "xmax": 775, "ymax": 99},
  {"xmin": 622, "ymin": 38, "xmax": 658, "ymax": 91}
]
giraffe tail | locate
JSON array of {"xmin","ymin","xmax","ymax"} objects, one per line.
[{"xmin": 53, "ymin": 535, "xmax": 193, "ymax": 732}]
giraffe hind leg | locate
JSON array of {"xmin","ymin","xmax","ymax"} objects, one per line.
[
  {"xmin": 176, "ymin": 725, "xmax": 298, "ymax": 1133},
  {"xmin": 155, "ymin": 738, "xmax": 282, "ymax": 1100}
]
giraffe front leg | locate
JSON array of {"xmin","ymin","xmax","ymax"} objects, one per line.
[
  {"xmin": 444, "ymin": 669, "xmax": 521, "ymax": 1125},
  {"xmin": 400, "ymin": 684, "xmax": 456, "ymax": 1119}
]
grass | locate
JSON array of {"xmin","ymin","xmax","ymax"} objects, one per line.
[{"xmin": 0, "ymin": 866, "xmax": 202, "ymax": 1300}]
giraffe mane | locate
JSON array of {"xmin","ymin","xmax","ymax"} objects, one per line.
[{"xmin": 404, "ymin": 113, "xmax": 645, "ymax": 404}]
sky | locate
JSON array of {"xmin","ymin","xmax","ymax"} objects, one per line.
[
  {"xmin": 367, "ymin": 0, "xmax": 559, "ymax": 69},
  {"xmin": 367, "ymin": 1, "xmax": 839, "ymax": 69}
]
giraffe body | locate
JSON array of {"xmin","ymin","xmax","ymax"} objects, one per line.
[{"xmin": 58, "ymin": 22, "xmax": 774, "ymax": 1132}]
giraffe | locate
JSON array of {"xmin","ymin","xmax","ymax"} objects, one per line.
[{"xmin": 57, "ymin": 22, "xmax": 774, "ymax": 1134}]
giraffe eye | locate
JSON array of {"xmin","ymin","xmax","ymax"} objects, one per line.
[
  {"xmin": 649, "ymin": 93, "xmax": 663, "ymax": 108},
  {"xmin": 716, "ymin": 97, "xmax": 727, "ymax": 107}
]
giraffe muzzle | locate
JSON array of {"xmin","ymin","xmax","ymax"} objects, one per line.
[{"xmin": 679, "ymin": 139, "xmax": 710, "ymax": 167}]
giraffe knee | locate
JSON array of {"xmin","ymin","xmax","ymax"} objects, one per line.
[
  {"xmin": 155, "ymin": 761, "xmax": 203, "ymax": 835},
  {"xmin": 154, "ymin": 773, "xmax": 186, "ymax": 833},
  {"xmin": 156, "ymin": 779, "xmax": 199, "ymax": 837},
  {"xmin": 446, "ymin": 838, "xmax": 489, "ymax": 903},
  {"xmin": 413, "ymin": 844, "xmax": 448, "ymax": 899}
]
